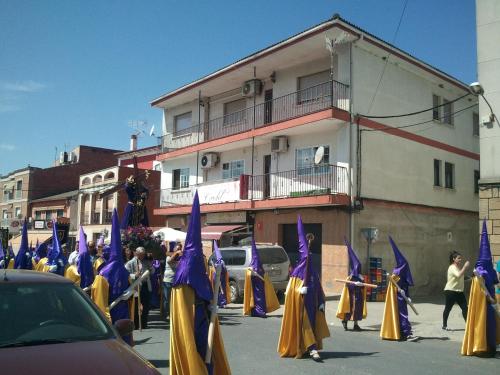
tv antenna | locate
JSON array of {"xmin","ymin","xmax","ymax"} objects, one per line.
[{"xmin": 128, "ymin": 120, "xmax": 156, "ymax": 138}]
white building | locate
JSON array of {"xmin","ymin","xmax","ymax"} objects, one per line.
[
  {"xmin": 476, "ymin": 0, "xmax": 500, "ymax": 263},
  {"xmin": 151, "ymin": 15, "xmax": 479, "ymax": 295}
]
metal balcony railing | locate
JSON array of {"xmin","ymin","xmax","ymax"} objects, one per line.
[
  {"xmin": 103, "ymin": 211, "xmax": 113, "ymax": 224},
  {"xmin": 82, "ymin": 211, "xmax": 90, "ymax": 225},
  {"xmin": 161, "ymin": 80, "xmax": 349, "ymax": 152},
  {"xmin": 158, "ymin": 164, "xmax": 348, "ymax": 208},
  {"xmin": 91, "ymin": 212, "xmax": 101, "ymax": 225}
]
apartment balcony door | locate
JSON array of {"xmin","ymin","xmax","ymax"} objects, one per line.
[
  {"xmin": 263, "ymin": 154, "xmax": 271, "ymax": 198},
  {"xmin": 264, "ymin": 89, "xmax": 273, "ymax": 124}
]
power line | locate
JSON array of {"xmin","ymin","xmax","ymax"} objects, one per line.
[
  {"xmin": 360, "ymin": 103, "xmax": 478, "ymax": 133},
  {"xmin": 359, "ymin": 92, "xmax": 471, "ymax": 119},
  {"xmin": 365, "ymin": 0, "xmax": 409, "ymax": 115}
]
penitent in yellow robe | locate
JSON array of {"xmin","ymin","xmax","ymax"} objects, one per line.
[
  {"xmin": 243, "ymin": 269, "xmax": 280, "ymax": 316},
  {"xmin": 93, "ymin": 257, "xmax": 105, "ymax": 274},
  {"xmin": 380, "ymin": 275, "xmax": 401, "ymax": 340},
  {"xmin": 461, "ymin": 276, "xmax": 500, "ymax": 356},
  {"xmin": 6, "ymin": 258, "xmax": 14, "ymax": 269},
  {"xmin": 169, "ymin": 285, "xmax": 231, "ymax": 375},
  {"xmin": 64, "ymin": 265, "xmax": 81, "ymax": 286},
  {"xmin": 34, "ymin": 257, "xmax": 49, "ymax": 272},
  {"xmin": 91, "ymin": 275, "xmax": 135, "ymax": 323},
  {"xmin": 336, "ymin": 276, "xmax": 367, "ymax": 321},
  {"xmin": 277, "ymin": 277, "xmax": 330, "ymax": 358}
]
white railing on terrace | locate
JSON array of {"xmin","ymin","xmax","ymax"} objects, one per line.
[
  {"xmin": 158, "ymin": 164, "xmax": 349, "ymax": 207},
  {"xmin": 161, "ymin": 80, "xmax": 349, "ymax": 152}
]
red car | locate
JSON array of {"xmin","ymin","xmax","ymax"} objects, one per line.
[{"xmin": 0, "ymin": 270, "xmax": 160, "ymax": 375}]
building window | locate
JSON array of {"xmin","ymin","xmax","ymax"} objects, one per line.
[
  {"xmin": 2, "ymin": 210, "xmax": 8, "ymax": 219},
  {"xmin": 433, "ymin": 159, "xmax": 442, "ymax": 187},
  {"xmin": 45, "ymin": 210, "xmax": 52, "ymax": 220},
  {"xmin": 35, "ymin": 211, "xmax": 42, "ymax": 220},
  {"xmin": 16, "ymin": 180, "xmax": 22, "ymax": 199},
  {"xmin": 14, "ymin": 207, "xmax": 21, "ymax": 218},
  {"xmin": 443, "ymin": 99, "xmax": 453, "ymax": 125},
  {"xmin": 174, "ymin": 112, "xmax": 192, "ymax": 135},
  {"xmin": 474, "ymin": 170, "xmax": 480, "ymax": 194},
  {"xmin": 296, "ymin": 146, "xmax": 330, "ymax": 176},
  {"xmin": 56, "ymin": 209, "xmax": 64, "ymax": 218},
  {"xmin": 473, "ymin": 112, "xmax": 479, "ymax": 136},
  {"xmin": 222, "ymin": 160, "xmax": 245, "ymax": 179},
  {"xmin": 172, "ymin": 168, "xmax": 189, "ymax": 190},
  {"xmin": 432, "ymin": 94, "xmax": 440, "ymax": 120},
  {"xmin": 445, "ymin": 162, "xmax": 454, "ymax": 189},
  {"xmin": 223, "ymin": 99, "xmax": 247, "ymax": 126},
  {"xmin": 298, "ymin": 70, "xmax": 331, "ymax": 103}
]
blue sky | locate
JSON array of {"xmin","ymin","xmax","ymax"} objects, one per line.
[{"xmin": 0, "ymin": 0, "xmax": 476, "ymax": 176}]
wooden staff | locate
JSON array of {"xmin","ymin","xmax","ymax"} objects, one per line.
[
  {"xmin": 109, "ymin": 270, "xmax": 150, "ymax": 309},
  {"xmin": 205, "ymin": 264, "xmax": 222, "ymax": 364},
  {"xmin": 137, "ymin": 259, "xmax": 142, "ymax": 332},
  {"xmin": 247, "ymin": 267, "xmax": 265, "ymax": 282},
  {"xmin": 386, "ymin": 273, "xmax": 419, "ymax": 315},
  {"xmin": 335, "ymin": 279, "xmax": 378, "ymax": 289}
]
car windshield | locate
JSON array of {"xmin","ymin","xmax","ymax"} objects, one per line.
[
  {"xmin": 257, "ymin": 247, "xmax": 288, "ymax": 264},
  {"xmin": 0, "ymin": 283, "xmax": 114, "ymax": 348}
]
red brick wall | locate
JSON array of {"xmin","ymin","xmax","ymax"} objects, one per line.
[
  {"xmin": 31, "ymin": 147, "xmax": 119, "ymax": 200},
  {"xmin": 254, "ymin": 207, "xmax": 349, "ymax": 294}
]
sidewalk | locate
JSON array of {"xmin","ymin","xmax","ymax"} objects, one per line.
[{"xmin": 266, "ymin": 297, "xmax": 468, "ymax": 343}]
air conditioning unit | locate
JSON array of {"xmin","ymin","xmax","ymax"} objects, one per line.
[
  {"xmin": 241, "ymin": 79, "xmax": 263, "ymax": 97},
  {"xmin": 271, "ymin": 136, "xmax": 288, "ymax": 153},
  {"xmin": 200, "ymin": 153, "xmax": 219, "ymax": 169}
]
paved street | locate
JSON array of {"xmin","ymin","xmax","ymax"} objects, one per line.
[{"xmin": 134, "ymin": 299, "xmax": 499, "ymax": 375}]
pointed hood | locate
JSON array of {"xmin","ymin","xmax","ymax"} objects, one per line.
[
  {"xmin": 77, "ymin": 226, "xmax": 94, "ymax": 289},
  {"xmin": 15, "ymin": 219, "xmax": 32, "ymax": 269},
  {"xmin": 0, "ymin": 240, "xmax": 4, "ymax": 262},
  {"xmin": 389, "ymin": 236, "xmax": 414, "ymax": 286},
  {"xmin": 345, "ymin": 238, "xmax": 362, "ymax": 277},
  {"xmin": 173, "ymin": 191, "xmax": 212, "ymax": 302},
  {"xmin": 213, "ymin": 240, "xmax": 224, "ymax": 266},
  {"xmin": 250, "ymin": 237, "xmax": 264, "ymax": 275},
  {"xmin": 47, "ymin": 221, "xmax": 63, "ymax": 265},
  {"xmin": 290, "ymin": 215, "xmax": 310, "ymax": 279},
  {"xmin": 34, "ymin": 242, "xmax": 48, "ymax": 263},
  {"xmin": 475, "ymin": 219, "xmax": 499, "ymax": 284},
  {"xmin": 100, "ymin": 209, "xmax": 130, "ymax": 301}
]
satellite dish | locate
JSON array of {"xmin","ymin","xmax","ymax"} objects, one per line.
[
  {"xmin": 314, "ymin": 146, "xmax": 325, "ymax": 165},
  {"xmin": 149, "ymin": 125, "xmax": 155, "ymax": 137}
]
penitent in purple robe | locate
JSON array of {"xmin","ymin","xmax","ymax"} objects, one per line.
[
  {"xmin": 100, "ymin": 209, "xmax": 131, "ymax": 333},
  {"xmin": 14, "ymin": 219, "xmax": 32, "ymax": 270},
  {"xmin": 344, "ymin": 239, "xmax": 365, "ymax": 321},
  {"xmin": 475, "ymin": 220, "xmax": 499, "ymax": 350},
  {"xmin": 77, "ymin": 226, "xmax": 95, "ymax": 289},
  {"xmin": 173, "ymin": 191, "xmax": 215, "ymax": 374},
  {"xmin": 290, "ymin": 216, "xmax": 325, "ymax": 337},
  {"xmin": 389, "ymin": 237, "xmax": 414, "ymax": 338},
  {"xmin": 249, "ymin": 238, "xmax": 267, "ymax": 317},
  {"xmin": 213, "ymin": 241, "xmax": 228, "ymax": 307}
]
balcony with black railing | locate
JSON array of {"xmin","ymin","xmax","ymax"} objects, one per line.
[
  {"xmin": 158, "ymin": 164, "xmax": 348, "ymax": 208},
  {"xmin": 161, "ymin": 80, "xmax": 349, "ymax": 152}
]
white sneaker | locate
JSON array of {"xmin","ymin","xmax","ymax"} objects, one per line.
[
  {"xmin": 406, "ymin": 335, "xmax": 419, "ymax": 342},
  {"xmin": 310, "ymin": 349, "xmax": 322, "ymax": 362}
]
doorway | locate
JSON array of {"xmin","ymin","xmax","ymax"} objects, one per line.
[
  {"xmin": 264, "ymin": 154, "xmax": 271, "ymax": 198},
  {"xmin": 282, "ymin": 223, "xmax": 322, "ymax": 278},
  {"xmin": 264, "ymin": 89, "xmax": 273, "ymax": 124}
]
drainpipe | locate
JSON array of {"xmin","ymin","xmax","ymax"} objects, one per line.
[
  {"xmin": 349, "ymin": 41, "xmax": 354, "ymax": 247},
  {"xmin": 251, "ymin": 66, "xmax": 256, "ymax": 201},
  {"xmin": 196, "ymin": 90, "xmax": 201, "ymax": 186}
]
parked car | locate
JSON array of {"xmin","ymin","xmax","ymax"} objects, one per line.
[
  {"xmin": 209, "ymin": 244, "xmax": 290, "ymax": 303},
  {"xmin": 0, "ymin": 270, "xmax": 160, "ymax": 375}
]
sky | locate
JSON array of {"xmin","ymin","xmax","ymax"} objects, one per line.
[{"xmin": 0, "ymin": 0, "xmax": 477, "ymax": 176}]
